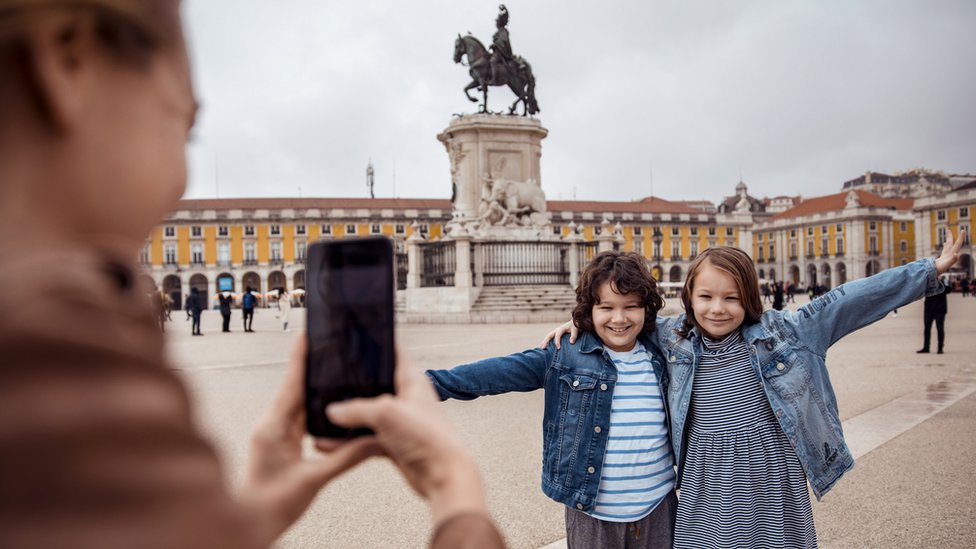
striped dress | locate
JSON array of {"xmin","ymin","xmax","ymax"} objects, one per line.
[
  {"xmin": 589, "ymin": 343, "xmax": 676, "ymax": 522},
  {"xmin": 674, "ymin": 330, "xmax": 816, "ymax": 549}
]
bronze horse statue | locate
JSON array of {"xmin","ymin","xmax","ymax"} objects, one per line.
[{"xmin": 453, "ymin": 34, "xmax": 540, "ymax": 116}]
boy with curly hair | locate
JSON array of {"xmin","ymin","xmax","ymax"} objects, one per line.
[{"xmin": 427, "ymin": 251, "xmax": 676, "ymax": 548}]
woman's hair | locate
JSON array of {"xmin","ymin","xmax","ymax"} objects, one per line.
[
  {"xmin": 572, "ymin": 250, "xmax": 664, "ymax": 335},
  {"xmin": 1, "ymin": 0, "xmax": 180, "ymax": 115},
  {"xmin": 678, "ymin": 246, "xmax": 763, "ymax": 337}
]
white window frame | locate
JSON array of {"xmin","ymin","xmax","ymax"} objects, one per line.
[
  {"xmin": 218, "ymin": 242, "xmax": 230, "ymax": 265},
  {"xmin": 191, "ymin": 243, "xmax": 204, "ymax": 264},
  {"xmin": 164, "ymin": 244, "xmax": 177, "ymax": 264}
]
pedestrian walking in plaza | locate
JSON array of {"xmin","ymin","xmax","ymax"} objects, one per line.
[
  {"xmin": 152, "ymin": 289, "xmax": 166, "ymax": 332},
  {"xmin": 961, "ymin": 278, "xmax": 970, "ymax": 297},
  {"xmin": 277, "ymin": 288, "xmax": 292, "ymax": 332},
  {"xmin": 429, "ymin": 251, "xmax": 678, "ymax": 549},
  {"xmin": 185, "ymin": 287, "xmax": 203, "ymax": 336},
  {"xmin": 772, "ymin": 280, "xmax": 785, "ymax": 311},
  {"xmin": 544, "ymin": 232, "xmax": 964, "ymax": 549},
  {"xmin": 242, "ymin": 286, "xmax": 256, "ymax": 332},
  {"xmin": 918, "ymin": 277, "xmax": 951, "ymax": 354},
  {"xmin": 0, "ymin": 2, "xmax": 505, "ymax": 546},
  {"xmin": 219, "ymin": 293, "xmax": 233, "ymax": 332}
]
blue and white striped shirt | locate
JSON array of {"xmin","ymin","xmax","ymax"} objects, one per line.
[{"xmin": 589, "ymin": 342, "xmax": 675, "ymax": 522}]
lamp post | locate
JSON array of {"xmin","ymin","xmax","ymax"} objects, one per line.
[{"xmin": 652, "ymin": 229, "xmax": 663, "ymax": 282}]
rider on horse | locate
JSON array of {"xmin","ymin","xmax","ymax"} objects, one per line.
[{"xmin": 490, "ymin": 5, "xmax": 526, "ymax": 85}]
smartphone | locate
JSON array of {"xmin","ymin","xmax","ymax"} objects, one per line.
[{"xmin": 305, "ymin": 237, "xmax": 396, "ymax": 438}]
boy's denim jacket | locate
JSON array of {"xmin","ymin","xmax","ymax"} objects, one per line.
[
  {"xmin": 426, "ymin": 332, "xmax": 671, "ymax": 513},
  {"xmin": 651, "ymin": 258, "xmax": 943, "ymax": 500}
]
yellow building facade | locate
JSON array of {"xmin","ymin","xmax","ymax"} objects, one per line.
[
  {"xmin": 144, "ymin": 184, "xmax": 974, "ymax": 309},
  {"xmin": 911, "ymin": 183, "xmax": 975, "ymax": 282}
]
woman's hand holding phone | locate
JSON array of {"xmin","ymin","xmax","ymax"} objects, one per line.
[
  {"xmin": 241, "ymin": 337, "xmax": 380, "ymax": 546},
  {"xmin": 242, "ymin": 337, "xmax": 489, "ymax": 543}
]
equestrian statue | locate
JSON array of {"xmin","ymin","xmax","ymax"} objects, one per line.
[{"xmin": 453, "ymin": 5, "xmax": 540, "ymax": 116}]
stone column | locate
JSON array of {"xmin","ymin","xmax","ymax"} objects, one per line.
[
  {"xmin": 565, "ymin": 222, "xmax": 582, "ymax": 288},
  {"xmin": 597, "ymin": 219, "xmax": 615, "ymax": 253},
  {"xmin": 406, "ymin": 226, "xmax": 424, "ymax": 290},
  {"xmin": 454, "ymin": 235, "xmax": 473, "ymax": 289},
  {"xmin": 473, "ymin": 239, "xmax": 485, "ymax": 287}
]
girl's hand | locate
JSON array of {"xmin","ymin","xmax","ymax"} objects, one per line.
[
  {"xmin": 538, "ymin": 320, "xmax": 578, "ymax": 349},
  {"xmin": 935, "ymin": 228, "xmax": 966, "ymax": 275}
]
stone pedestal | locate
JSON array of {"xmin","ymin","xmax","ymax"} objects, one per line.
[
  {"xmin": 405, "ymin": 115, "xmax": 562, "ymax": 322},
  {"xmin": 437, "ymin": 114, "xmax": 550, "ymax": 239}
]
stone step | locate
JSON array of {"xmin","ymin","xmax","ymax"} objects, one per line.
[{"xmin": 472, "ymin": 285, "xmax": 576, "ymax": 313}]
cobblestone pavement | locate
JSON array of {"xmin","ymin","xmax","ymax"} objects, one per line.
[{"xmin": 165, "ymin": 294, "xmax": 976, "ymax": 548}]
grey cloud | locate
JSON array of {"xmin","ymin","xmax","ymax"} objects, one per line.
[{"xmin": 182, "ymin": 0, "xmax": 976, "ymax": 204}]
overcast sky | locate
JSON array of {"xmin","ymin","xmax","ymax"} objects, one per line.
[{"xmin": 181, "ymin": 0, "xmax": 975, "ymax": 205}]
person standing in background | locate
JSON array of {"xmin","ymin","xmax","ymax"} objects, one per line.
[
  {"xmin": 772, "ymin": 280, "xmax": 785, "ymax": 311},
  {"xmin": 918, "ymin": 277, "xmax": 951, "ymax": 354},
  {"xmin": 185, "ymin": 287, "xmax": 203, "ymax": 336},
  {"xmin": 219, "ymin": 292, "xmax": 233, "ymax": 332},
  {"xmin": 242, "ymin": 286, "xmax": 256, "ymax": 332},
  {"xmin": 278, "ymin": 288, "xmax": 292, "ymax": 332}
]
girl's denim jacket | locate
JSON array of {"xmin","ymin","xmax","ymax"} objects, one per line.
[
  {"xmin": 651, "ymin": 258, "xmax": 943, "ymax": 500},
  {"xmin": 426, "ymin": 331, "xmax": 671, "ymax": 513}
]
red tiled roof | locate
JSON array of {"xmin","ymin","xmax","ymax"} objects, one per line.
[
  {"xmin": 176, "ymin": 197, "xmax": 452, "ymax": 210},
  {"xmin": 547, "ymin": 197, "xmax": 701, "ymax": 214},
  {"xmin": 177, "ymin": 196, "xmax": 703, "ymax": 215},
  {"xmin": 771, "ymin": 190, "xmax": 913, "ymax": 220}
]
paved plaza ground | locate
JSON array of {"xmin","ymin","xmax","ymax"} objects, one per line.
[{"xmin": 165, "ymin": 293, "xmax": 976, "ymax": 548}]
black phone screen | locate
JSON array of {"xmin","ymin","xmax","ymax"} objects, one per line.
[{"xmin": 305, "ymin": 237, "xmax": 395, "ymax": 438}]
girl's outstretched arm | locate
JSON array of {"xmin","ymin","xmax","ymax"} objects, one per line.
[{"xmin": 782, "ymin": 229, "xmax": 964, "ymax": 354}]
